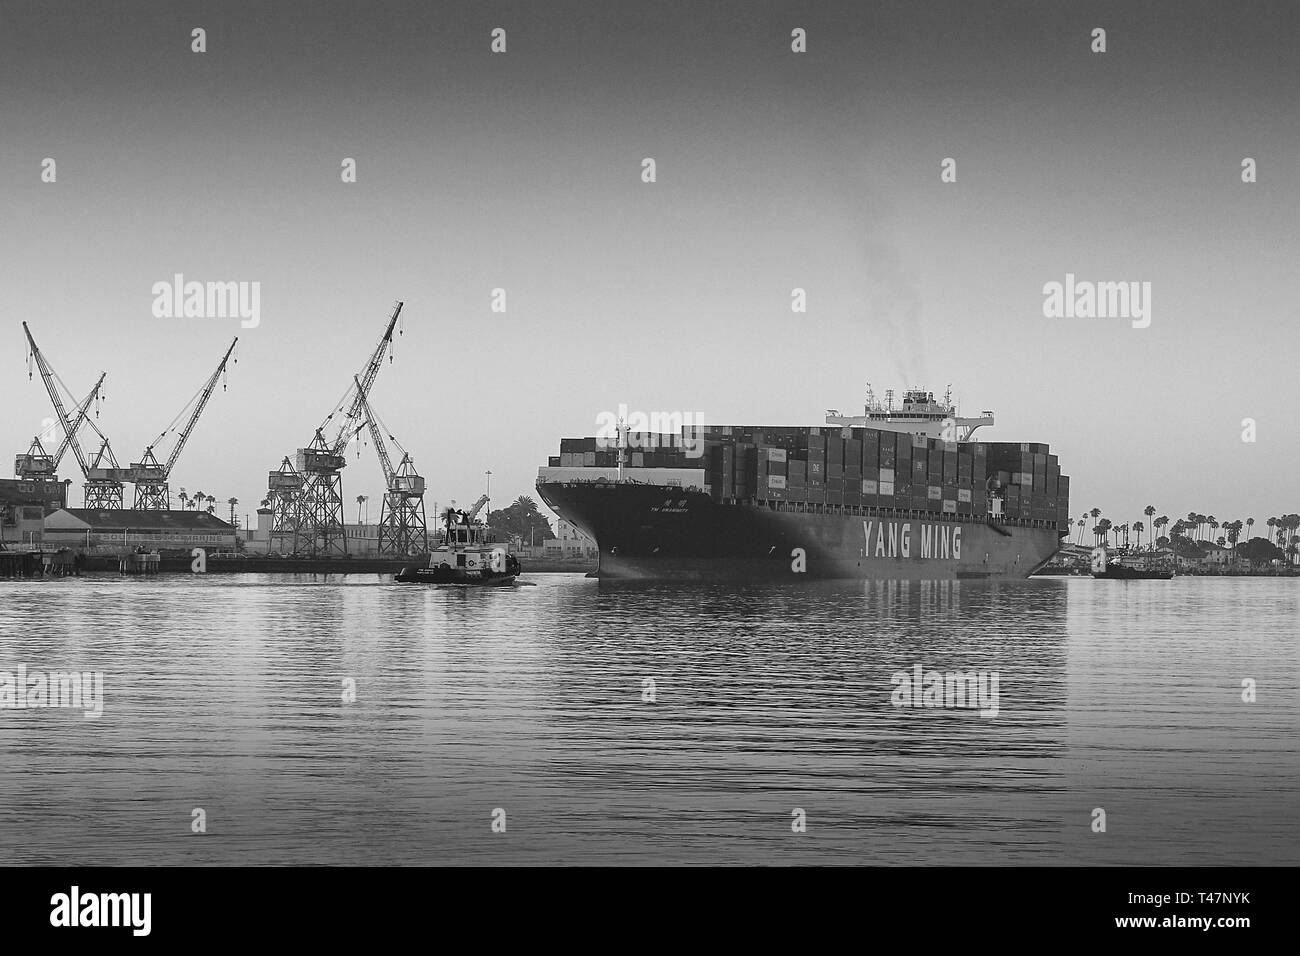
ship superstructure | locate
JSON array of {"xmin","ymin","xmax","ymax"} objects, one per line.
[{"xmin": 825, "ymin": 385, "xmax": 994, "ymax": 441}]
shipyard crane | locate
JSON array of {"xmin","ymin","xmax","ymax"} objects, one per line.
[
  {"xmin": 130, "ymin": 337, "xmax": 238, "ymax": 509},
  {"xmin": 354, "ymin": 377, "xmax": 427, "ymax": 555},
  {"xmin": 265, "ymin": 457, "xmax": 304, "ymax": 553},
  {"xmin": 83, "ymin": 434, "xmax": 127, "ymax": 508},
  {"xmin": 322, "ymin": 301, "xmax": 404, "ymax": 459},
  {"xmin": 15, "ymin": 373, "xmax": 106, "ymax": 480},
  {"xmin": 23, "ymin": 322, "xmax": 126, "ymax": 508},
  {"xmin": 290, "ymin": 301, "xmax": 404, "ymax": 556}
]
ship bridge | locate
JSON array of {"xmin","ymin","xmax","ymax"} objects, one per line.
[{"xmin": 824, "ymin": 386, "xmax": 994, "ymax": 441}]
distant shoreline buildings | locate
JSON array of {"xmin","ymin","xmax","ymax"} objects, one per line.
[{"xmin": 1045, "ymin": 509, "xmax": 1299, "ymax": 574}]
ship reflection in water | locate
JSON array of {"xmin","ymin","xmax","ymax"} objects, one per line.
[{"xmin": 0, "ymin": 575, "xmax": 1294, "ymax": 865}]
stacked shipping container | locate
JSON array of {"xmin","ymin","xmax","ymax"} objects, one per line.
[
  {"xmin": 551, "ymin": 427, "xmax": 1068, "ymax": 529},
  {"xmin": 558, "ymin": 434, "xmax": 702, "ymax": 470},
  {"xmin": 984, "ymin": 442, "xmax": 1068, "ymax": 530}
]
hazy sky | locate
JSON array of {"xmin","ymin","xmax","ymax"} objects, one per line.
[{"xmin": 2, "ymin": 0, "xmax": 1296, "ymax": 531}]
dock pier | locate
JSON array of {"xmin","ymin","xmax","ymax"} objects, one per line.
[{"xmin": 0, "ymin": 549, "xmax": 83, "ymax": 578}]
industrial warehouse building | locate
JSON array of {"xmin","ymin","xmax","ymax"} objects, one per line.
[
  {"xmin": 539, "ymin": 519, "xmax": 598, "ymax": 559},
  {"xmin": 242, "ymin": 508, "xmax": 383, "ymax": 556},
  {"xmin": 43, "ymin": 509, "xmax": 237, "ymax": 551},
  {"xmin": 0, "ymin": 476, "xmax": 69, "ymax": 546}
]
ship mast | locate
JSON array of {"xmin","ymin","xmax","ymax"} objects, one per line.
[{"xmin": 616, "ymin": 414, "xmax": 628, "ymax": 481}]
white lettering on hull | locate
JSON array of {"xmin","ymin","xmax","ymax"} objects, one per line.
[{"xmin": 864, "ymin": 521, "xmax": 961, "ymax": 561}]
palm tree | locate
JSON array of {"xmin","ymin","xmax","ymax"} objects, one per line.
[
  {"xmin": 1155, "ymin": 515, "xmax": 1169, "ymax": 547},
  {"xmin": 1187, "ymin": 512, "xmax": 1198, "ymax": 540},
  {"xmin": 1144, "ymin": 505, "xmax": 1156, "ymax": 549},
  {"xmin": 1289, "ymin": 517, "xmax": 1300, "ymax": 558},
  {"xmin": 205, "ymin": 495, "xmax": 216, "ymax": 513},
  {"xmin": 1075, "ymin": 517, "xmax": 1085, "ymax": 545},
  {"xmin": 356, "ymin": 494, "xmax": 367, "ymax": 524},
  {"xmin": 1247, "ymin": 517, "xmax": 1255, "ymax": 540},
  {"xmin": 178, "ymin": 490, "xmax": 189, "ymax": 511},
  {"xmin": 1096, "ymin": 518, "xmax": 1113, "ymax": 547},
  {"xmin": 1208, "ymin": 516, "xmax": 1218, "ymax": 543},
  {"xmin": 227, "ymin": 497, "xmax": 238, "ymax": 525},
  {"xmin": 1226, "ymin": 520, "xmax": 1243, "ymax": 568},
  {"xmin": 1133, "ymin": 520, "xmax": 1144, "ymax": 550}
]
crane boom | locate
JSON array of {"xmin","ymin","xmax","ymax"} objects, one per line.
[
  {"xmin": 23, "ymin": 322, "xmax": 90, "ymax": 477},
  {"xmin": 162, "ymin": 337, "xmax": 238, "ymax": 476},
  {"xmin": 354, "ymin": 379, "xmax": 428, "ymax": 556},
  {"xmin": 356, "ymin": 377, "xmax": 396, "ymax": 484},
  {"xmin": 53, "ymin": 373, "xmax": 107, "ymax": 470},
  {"xmin": 328, "ymin": 301, "xmax": 402, "ymax": 457}
]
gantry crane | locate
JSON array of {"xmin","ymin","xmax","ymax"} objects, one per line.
[
  {"xmin": 355, "ymin": 378, "xmax": 427, "ymax": 555},
  {"xmin": 15, "ymin": 373, "xmax": 106, "ymax": 481},
  {"xmin": 290, "ymin": 301, "xmax": 404, "ymax": 556},
  {"xmin": 130, "ymin": 338, "xmax": 237, "ymax": 509},
  {"xmin": 265, "ymin": 456, "xmax": 304, "ymax": 553},
  {"xmin": 23, "ymin": 322, "xmax": 128, "ymax": 508}
]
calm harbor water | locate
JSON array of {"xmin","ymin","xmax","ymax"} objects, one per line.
[{"xmin": 0, "ymin": 573, "xmax": 1295, "ymax": 866}]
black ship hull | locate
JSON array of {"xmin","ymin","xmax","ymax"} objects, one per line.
[{"xmin": 537, "ymin": 480, "xmax": 1063, "ymax": 582}]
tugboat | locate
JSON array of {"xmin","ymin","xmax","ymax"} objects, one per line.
[
  {"xmin": 1090, "ymin": 547, "xmax": 1174, "ymax": 580},
  {"xmin": 395, "ymin": 500, "xmax": 521, "ymax": 585}
]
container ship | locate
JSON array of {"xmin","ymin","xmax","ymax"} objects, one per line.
[{"xmin": 535, "ymin": 388, "xmax": 1069, "ymax": 581}]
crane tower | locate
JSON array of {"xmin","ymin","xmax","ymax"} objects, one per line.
[
  {"xmin": 23, "ymin": 322, "xmax": 128, "ymax": 508},
  {"xmin": 290, "ymin": 301, "xmax": 403, "ymax": 556},
  {"xmin": 266, "ymin": 456, "xmax": 304, "ymax": 553},
  {"xmin": 356, "ymin": 379, "xmax": 428, "ymax": 555}
]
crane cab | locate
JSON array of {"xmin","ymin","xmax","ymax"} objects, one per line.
[{"xmin": 15, "ymin": 438, "xmax": 55, "ymax": 479}]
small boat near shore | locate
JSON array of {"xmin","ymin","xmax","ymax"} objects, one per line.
[{"xmin": 395, "ymin": 507, "xmax": 521, "ymax": 585}]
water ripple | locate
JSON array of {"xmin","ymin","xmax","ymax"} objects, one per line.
[{"xmin": 0, "ymin": 574, "xmax": 1294, "ymax": 864}]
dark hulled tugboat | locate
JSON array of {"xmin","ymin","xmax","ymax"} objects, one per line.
[
  {"xmin": 395, "ymin": 504, "xmax": 521, "ymax": 585},
  {"xmin": 1090, "ymin": 547, "xmax": 1175, "ymax": 580}
]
